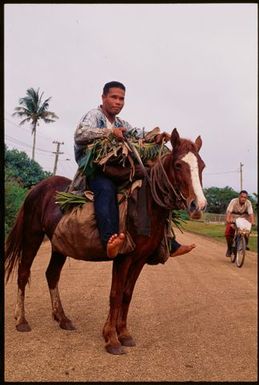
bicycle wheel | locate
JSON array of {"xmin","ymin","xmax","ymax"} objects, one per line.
[
  {"xmin": 230, "ymin": 245, "xmax": 236, "ymax": 263},
  {"xmin": 236, "ymin": 235, "xmax": 246, "ymax": 268}
]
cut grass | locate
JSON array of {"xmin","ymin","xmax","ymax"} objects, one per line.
[{"xmin": 179, "ymin": 220, "xmax": 257, "ymax": 253}]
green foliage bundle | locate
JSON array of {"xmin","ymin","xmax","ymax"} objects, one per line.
[
  {"xmin": 78, "ymin": 134, "xmax": 170, "ymax": 178},
  {"xmin": 55, "ymin": 191, "xmax": 89, "ymax": 212}
]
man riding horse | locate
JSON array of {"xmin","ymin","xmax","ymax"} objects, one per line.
[{"xmin": 73, "ymin": 81, "xmax": 195, "ymax": 259}]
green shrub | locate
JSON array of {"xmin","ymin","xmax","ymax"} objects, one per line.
[{"xmin": 5, "ymin": 178, "xmax": 28, "ymax": 237}]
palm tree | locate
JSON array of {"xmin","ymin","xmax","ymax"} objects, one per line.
[{"xmin": 12, "ymin": 88, "xmax": 59, "ymax": 161}]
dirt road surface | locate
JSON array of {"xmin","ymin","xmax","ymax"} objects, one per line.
[{"xmin": 4, "ymin": 229, "xmax": 257, "ymax": 382}]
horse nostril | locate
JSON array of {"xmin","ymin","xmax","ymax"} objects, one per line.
[{"xmin": 189, "ymin": 201, "xmax": 196, "ymax": 212}]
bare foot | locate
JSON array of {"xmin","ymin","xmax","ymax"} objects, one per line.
[
  {"xmin": 170, "ymin": 243, "xmax": 196, "ymax": 258},
  {"xmin": 107, "ymin": 233, "xmax": 126, "ymax": 258}
]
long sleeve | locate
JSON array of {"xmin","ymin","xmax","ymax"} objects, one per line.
[
  {"xmin": 74, "ymin": 109, "xmax": 112, "ymax": 145},
  {"xmin": 74, "ymin": 107, "xmax": 144, "ymax": 163},
  {"xmin": 75, "ymin": 123, "xmax": 111, "ymax": 145}
]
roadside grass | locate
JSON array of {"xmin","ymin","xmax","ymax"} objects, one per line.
[{"xmin": 178, "ymin": 220, "xmax": 258, "ymax": 253}]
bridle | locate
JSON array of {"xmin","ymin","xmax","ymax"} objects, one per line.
[{"xmin": 149, "ymin": 142, "xmax": 188, "ymax": 210}]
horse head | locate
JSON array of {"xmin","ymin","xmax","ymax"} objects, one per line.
[{"xmin": 169, "ymin": 128, "xmax": 207, "ymax": 219}]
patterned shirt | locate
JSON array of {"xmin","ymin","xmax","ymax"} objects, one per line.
[{"xmin": 74, "ymin": 106, "xmax": 143, "ymax": 163}]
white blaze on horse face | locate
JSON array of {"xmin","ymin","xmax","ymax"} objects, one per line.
[{"xmin": 181, "ymin": 152, "xmax": 207, "ymax": 210}]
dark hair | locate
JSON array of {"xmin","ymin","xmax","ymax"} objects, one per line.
[
  {"xmin": 239, "ymin": 190, "xmax": 248, "ymax": 195},
  {"xmin": 103, "ymin": 81, "xmax": 126, "ymax": 95}
]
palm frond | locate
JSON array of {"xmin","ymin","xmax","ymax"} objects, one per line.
[
  {"xmin": 41, "ymin": 111, "xmax": 59, "ymax": 120},
  {"xmin": 38, "ymin": 97, "xmax": 51, "ymax": 115},
  {"xmin": 12, "ymin": 107, "xmax": 31, "ymax": 118},
  {"xmin": 26, "ymin": 88, "xmax": 40, "ymax": 104},
  {"xmin": 19, "ymin": 117, "xmax": 32, "ymax": 125},
  {"xmin": 19, "ymin": 96, "xmax": 37, "ymax": 113},
  {"xmin": 14, "ymin": 88, "xmax": 58, "ymax": 128},
  {"xmin": 42, "ymin": 118, "xmax": 56, "ymax": 124}
]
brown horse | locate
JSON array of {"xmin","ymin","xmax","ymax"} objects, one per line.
[{"xmin": 5, "ymin": 128, "xmax": 207, "ymax": 355}]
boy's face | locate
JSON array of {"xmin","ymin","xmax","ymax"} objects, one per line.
[
  {"xmin": 239, "ymin": 193, "xmax": 248, "ymax": 205},
  {"xmin": 102, "ymin": 87, "xmax": 125, "ymax": 116}
]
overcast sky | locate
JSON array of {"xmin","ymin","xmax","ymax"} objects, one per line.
[{"xmin": 4, "ymin": 3, "xmax": 258, "ymax": 194}]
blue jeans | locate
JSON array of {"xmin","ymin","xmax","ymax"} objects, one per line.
[
  {"xmin": 170, "ymin": 239, "xmax": 181, "ymax": 252},
  {"xmin": 88, "ymin": 173, "xmax": 119, "ymax": 247}
]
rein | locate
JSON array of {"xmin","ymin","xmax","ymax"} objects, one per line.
[
  {"xmin": 124, "ymin": 136, "xmax": 187, "ymax": 210},
  {"xmin": 150, "ymin": 141, "xmax": 187, "ymax": 209}
]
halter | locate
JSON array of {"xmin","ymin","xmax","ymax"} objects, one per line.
[{"xmin": 150, "ymin": 140, "xmax": 188, "ymax": 210}]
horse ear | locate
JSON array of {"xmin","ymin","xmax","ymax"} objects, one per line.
[
  {"xmin": 171, "ymin": 128, "xmax": 181, "ymax": 149},
  {"xmin": 195, "ymin": 135, "xmax": 202, "ymax": 152}
]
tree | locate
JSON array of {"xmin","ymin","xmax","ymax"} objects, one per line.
[
  {"xmin": 5, "ymin": 146, "xmax": 52, "ymax": 188},
  {"xmin": 5, "ymin": 173, "xmax": 28, "ymax": 237},
  {"xmin": 204, "ymin": 186, "xmax": 257, "ymax": 214},
  {"xmin": 251, "ymin": 192, "xmax": 258, "ymax": 213},
  {"xmin": 5, "ymin": 146, "xmax": 52, "ymax": 237},
  {"xmin": 12, "ymin": 88, "xmax": 58, "ymax": 160},
  {"xmin": 204, "ymin": 186, "xmax": 238, "ymax": 214}
]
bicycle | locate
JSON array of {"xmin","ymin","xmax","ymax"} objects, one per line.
[{"xmin": 229, "ymin": 218, "xmax": 251, "ymax": 268}]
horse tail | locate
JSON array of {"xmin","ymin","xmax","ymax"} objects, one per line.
[{"xmin": 5, "ymin": 203, "xmax": 25, "ymax": 283}]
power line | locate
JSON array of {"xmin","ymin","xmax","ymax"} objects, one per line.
[
  {"xmin": 5, "ymin": 134, "xmax": 73, "ymax": 160},
  {"xmin": 5, "ymin": 116, "xmax": 75, "ymax": 158},
  {"xmin": 5, "ymin": 115, "xmax": 61, "ymax": 143},
  {"xmin": 204, "ymin": 170, "xmax": 239, "ymax": 176},
  {"xmin": 5, "ymin": 135, "xmax": 54, "ymax": 153}
]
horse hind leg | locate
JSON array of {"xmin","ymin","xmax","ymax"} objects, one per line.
[
  {"xmin": 46, "ymin": 250, "xmax": 75, "ymax": 330},
  {"xmin": 15, "ymin": 232, "xmax": 44, "ymax": 332}
]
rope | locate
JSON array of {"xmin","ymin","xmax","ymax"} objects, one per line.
[{"xmin": 150, "ymin": 140, "xmax": 187, "ymax": 210}]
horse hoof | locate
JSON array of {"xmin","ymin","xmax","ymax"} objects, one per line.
[
  {"xmin": 53, "ymin": 313, "xmax": 76, "ymax": 330},
  {"xmin": 59, "ymin": 318, "xmax": 76, "ymax": 330},
  {"xmin": 119, "ymin": 336, "xmax": 136, "ymax": 347},
  {"xmin": 16, "ymin": 322, "xmax": 31, "ymax": 332},
  {"xmin": 105, "ymin": 344, "xmax": 126, "ymax": 355}
]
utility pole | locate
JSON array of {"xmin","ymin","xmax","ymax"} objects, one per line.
[
  {"xmin": 52, "ymin": 140, "xmax": 64, "ymax": 175},
  {"xmin": 240, "ymin": 162, "xmax": 244, "ymax": 191}
]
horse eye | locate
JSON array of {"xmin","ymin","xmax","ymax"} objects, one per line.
[{"xmin": 175, "ymin": 162, "xmax": 181, "ymax": 171}]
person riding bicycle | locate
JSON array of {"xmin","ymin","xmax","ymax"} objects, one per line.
[
  {"xmin": 74, "ymin": 80, "xmax": 196, "ymax": 259},
  {"xmin": 225, "ymin": 190, "xmax": 255, "ymax": 257}
]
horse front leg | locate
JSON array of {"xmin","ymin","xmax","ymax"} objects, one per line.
[
  {"xmin": 46, "ymin": 250, "xmax": 75, "ymax": 330},
  {"xmin": 116, "ymin": 258, "xmax": 146, "ymax": 347},
  {"xmin": 103, "ymin": 256, "xmax": 132, "ymax": 355}
]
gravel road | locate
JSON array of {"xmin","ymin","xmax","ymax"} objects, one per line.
[{"xmin": 4, "ymin": 229, "xmax": 257, "ymax": 382}]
